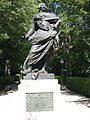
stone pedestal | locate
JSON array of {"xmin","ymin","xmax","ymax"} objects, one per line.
[
  {"xmin": 18, "ymin": 74, "xmax": 60, "ymax": 120},
  {"xmin": 23, "ymin": 73, "xmax": 55, "ymax": 79}
]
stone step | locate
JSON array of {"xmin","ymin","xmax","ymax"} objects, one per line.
[{"xmin": 23, "ymin": 73, "xmax": 55, "ymax": 80}]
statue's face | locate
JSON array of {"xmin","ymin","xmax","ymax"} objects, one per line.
[
  {"xmin": 40, "ymin": 6, "xmax": 46, "ymax": 11},
  {"xmin": 39, "ymin": 3, "xmax": 47, "ymax": 11}
]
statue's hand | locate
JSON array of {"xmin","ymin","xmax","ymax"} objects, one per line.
[
  {"xmin": 21, "ymin": 35, "xmax": 25, "ymax": 38},
  {"xmin": 25, "ymin": 34, "xmax": 29, "ymax": 39},
  {"xmin": 54, "ymin": 19, "xmax": 61, "ymax": 29},
  {"xmin": 28, "ymin": 32, "xmax": 36, "ymax": 41},
  {"xmin": 21, "ymin": 35, "xmax": 28, "ymax": 40}
]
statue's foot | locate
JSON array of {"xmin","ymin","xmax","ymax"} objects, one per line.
[
  {"xmin": 32, "ymin": 69, "xmax": 39, "ymax": 73},
  {"xmin": 31, "ymin": 72, "xmax": 39, "ymax": 80},
  {"xmin": 20, "ymin": 70, "xmax": 27, "ymax": 76},
  {"xmin": 20, "ymin": 68, "xmax": 31, "ymax": 76},
  {"xmin": 39, "ymin": 69, "xmax": 47, "ymax": 73}
]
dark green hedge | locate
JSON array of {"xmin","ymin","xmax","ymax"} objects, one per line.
[
  {"xmin": 0, "ymin": 75, "xmax": 20, "ymax": 91},
  {"xmin": 57, "ymin": 76, "xmax": 90, "ymax": 97}
]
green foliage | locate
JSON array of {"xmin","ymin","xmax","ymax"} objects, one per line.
[
  {"xmin": 66, "ymin": 77, "xmax": 90, "ymax": 97},
  {"xmin": 57, "ymin": 76, "xmax": 90, "ymax": 97},
  {"xmin": 0, "ymin": 75, "xmax": 20, "ymax": 91},
  {"xmin": 41, "ymin": 0, "xmax": 90, "ymax": 76},
  {"xmin": 0, "ymin": 0, "xmax": 38, "ymax": 76},
  {"xmin": 0, "ymin": 0, "xmax": 90, "ymax": 77}
]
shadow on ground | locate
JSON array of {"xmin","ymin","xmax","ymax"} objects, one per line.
[{"xmin": 61, "ymin": 88, "xmax": 90, "ymax": 108}]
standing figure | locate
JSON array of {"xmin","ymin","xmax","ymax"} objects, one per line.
[{"xmin": 21, "ymin": 3, "xmax": 61, "ymax": 76}]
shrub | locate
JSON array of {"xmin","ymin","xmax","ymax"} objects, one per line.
[
  {"xmin": 57, "ymin": 76, "xmax": 90, "ymax": 97},
  {"xmin": 0, "ymin": 75, "xmax": 20, "ymax": 91}
]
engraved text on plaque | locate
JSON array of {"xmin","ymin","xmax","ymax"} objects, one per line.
[{"xmin": 26, "ymin": 92, "xmax": 53, "ymax": 112}]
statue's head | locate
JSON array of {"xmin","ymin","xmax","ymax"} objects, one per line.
[{"xmin": 38, "ymin": 3, "xmax": 47, "ymax": 11}]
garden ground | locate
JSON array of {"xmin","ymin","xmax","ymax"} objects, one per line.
[{"xmin": 0, "ymin": 85, "xmax": 90, "ymax": 120}]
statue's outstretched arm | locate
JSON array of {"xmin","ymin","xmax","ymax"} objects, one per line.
[
  {"xmin": 25, "ymin": 21, "xmax": 35, "ymax": 39},
  {"xmin": 54, "ymin": 19, "xmax": 61, "ymax": 29}
]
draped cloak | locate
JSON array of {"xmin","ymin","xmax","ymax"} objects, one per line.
[{"xmin": 23, "ymin": 12, "xmax": 59, "ymax": 71}]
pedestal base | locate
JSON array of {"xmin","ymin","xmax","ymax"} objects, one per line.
[
  {"xmin": 18, "ymin": 78, "xmax": 60, "ymax": 120},
  {"xmin": 23, "ymin": 73, "xmax": 55, "ymax": 80}
]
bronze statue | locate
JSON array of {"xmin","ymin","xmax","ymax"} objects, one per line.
[{"xmin": 21, "ymin": 3, "xmax": 61, "ymax": 77}]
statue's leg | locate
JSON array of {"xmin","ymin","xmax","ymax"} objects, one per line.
[
  {"xmin": 21, "ymin": 55, "xmax": 32, "ymax": 75},
  {"xmin": 39, "ymin": 51, "xmax": 51, "ymax": 73},
  {"xmin": 22, "ymin": 56, "xmax": 29, "ymax": 70},
  {"xmin": 39, "ymin": 62, "xmax": 47, "ymax": 73},
  {"xmin": 39, "ymin": 46, "xmax": 54, "ymax": 73},
  {"xmin": 21, "ymin": 66, "xmax": 32, "ymax": 75}
]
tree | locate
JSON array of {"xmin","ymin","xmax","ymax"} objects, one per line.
[
  {"xmin": 0, "ymin": 0, "xmax": 38, "ymax": 76},
  {"xmin": 0, "ymin": 0, "xmax": 89, "ymax": 76},
  {"xmin": 41, "ymin": 0, "xmax": 90, "ymax": 76}
]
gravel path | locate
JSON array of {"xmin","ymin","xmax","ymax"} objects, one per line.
[{"xmin": 0, "ymin": 85, "xmax": 90, "ymax": 120}]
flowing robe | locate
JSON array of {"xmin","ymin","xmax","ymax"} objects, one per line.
[{"xmin": 23, "ymin": 12, "xmax": 60, "ymax": 71}]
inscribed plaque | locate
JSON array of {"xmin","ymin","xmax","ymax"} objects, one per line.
[{"xmin": 26, "ymin": 92, "xmax": 53, "ymax": 112}]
